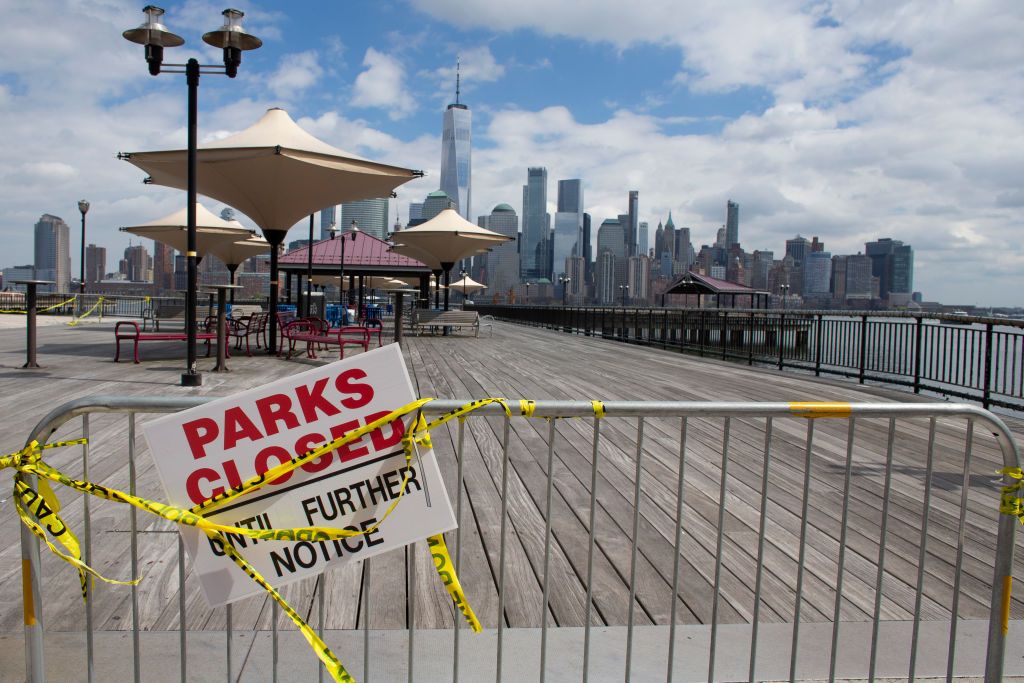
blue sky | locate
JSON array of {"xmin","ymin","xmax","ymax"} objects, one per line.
[{"xmin": 1, "ymin": 0, "xmax": 1023, "ymax": 305}]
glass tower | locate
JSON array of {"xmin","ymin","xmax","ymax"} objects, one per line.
[
  {"xmin": 521, "ymin": 167, "xmax": 549, "ymax": 280},
  {"xmin": 440, "ymin": 62, "xmax": 472, "ymax": 221}
]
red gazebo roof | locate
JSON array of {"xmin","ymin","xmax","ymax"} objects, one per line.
[
  {"xmin": 666, "ymin": 271, "xmax": 767, "ymax": 295},
  {"xmin": 279, "ymin": 231, "xmax": 429, "ymax": 273}
]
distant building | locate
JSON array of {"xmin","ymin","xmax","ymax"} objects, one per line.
[
  {"xmin": 803, "ymin": 251, "xmax": 832, "ymax": 298},
  {"xmin": 565, "ymin": 256, "xmax": 586, "ymax": 304},
  {"xmin": 85, "ymin": 244, "xmax": 106, "ymax": 287},
  {"xmin": 726, "ymin": 200, "xmax": 739, "ymax": 248},
  {"xmin": 341, "ymin": 198, "xmax": 389, "ymax": 239},
  {"xmin": 479, "ymin": 204, "xmax": 519, "ymax": 302},
  {"xmin": 865, "ymin": 238, "xmax": 914, "ymax": 302},
  {"xmin": 638, "ymin": 221, "xmax": 649, "ymax": 256},
  {"xmin": 626, "ymin": 190, "xmax": 639, "ymax": 257},
  {"xmin": 120, "ymin": 244, "xmax": 151, "ymax": 282},
  {"xmin": 319, "ymin": 206, "xmax": 337, "ymax": 239},
  {"xmin": 422, "ymin": 190, "xmax": 456, "ymax": 222},
  {"xmin": 627, "ymin": 254, "xmax": 651, "ymax": 303},
  {"xmin": 151, "ymin": 241, "xmax": 175, "ymax": 293},
  {"xmin": 2, "ymin": 265, "xmax": 35, "ymax": 292},
  {"xmin": 521, "ymin": 167, "xmax": 550, "ymax": 281},
  {"xmin": 750, "ymin": 250, "xmax": 773, "ymax": 290},
  {"xmin": 34, "ymin": 214, "xmax": 71, "ymax": 292},
  {"xmin": 440, "ymin": 62, "xmax": 472, "ymax": 220},
  {"xmin": 408, "ymin": 202, "xmax": 424, "ymax": 223},
  {"xmin": 595, "ymin": 250, "xmax": 617, "ymax": 304}
]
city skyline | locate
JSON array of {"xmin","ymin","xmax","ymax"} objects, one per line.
[{"xmin": 0, "ymin": 2, "xmax": 1021, "ymax": 305}]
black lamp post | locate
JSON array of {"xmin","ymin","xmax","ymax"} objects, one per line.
[
  {"xmin": 525, "ymin": 281, "xmax": 531, "ymax": 304},
  {"xmin": 620, "ymin": 284, "xmax": 629, "ymax": 306},
  {"xmin": 77, "ymin": 200, "xmax": 89, "ymax": 295},
  {"xmin": 305, "ymin": 213, "xmax": 314, "ymax": 317},
  {"xmin": 123, "ymin": 6, "xmax": 261, "ymax": 387},
  {"xmin": 780, "ymin": 283, "xmax": 790, "ymax": 311},
  {"xmin": 559, "ymin": 274, "xmax": 570, "ymax": 306},
  {"xmin": 330, "ymin": 221, "xmax": 358, "ymax": 324}
]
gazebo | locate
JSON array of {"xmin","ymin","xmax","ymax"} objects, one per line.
[
  {"xmin": 665, "ymin": 271, "xmax": 770, "ymax": 309},
  {"xmin": 278, "ymin": 231, "xmax": 431, "ymax": 314}
]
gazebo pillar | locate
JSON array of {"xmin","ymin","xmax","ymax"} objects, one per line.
[{"xmin": 263, "ymin": 230, "xmax": 287, "ymax": 354}]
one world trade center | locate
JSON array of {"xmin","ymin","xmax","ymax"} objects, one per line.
[{"xmin": 440, "ymin": 62, "xmax": 471, "ymax": 220}]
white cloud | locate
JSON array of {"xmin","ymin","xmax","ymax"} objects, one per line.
[
  {"xmin": 267, "ymin": 51, "xmax": 324, "ymax": 99},
  {"xmin": 351, "ymin": 48, "xmax": 416, "ymax": 120}
]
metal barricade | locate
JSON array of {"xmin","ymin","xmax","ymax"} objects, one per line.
[{"xmin": 16, "ymin": 397, "xmax": 1022, "ymax": 682}]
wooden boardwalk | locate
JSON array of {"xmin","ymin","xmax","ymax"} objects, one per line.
[{"xmin": 0, "ymin": 316, "xmax": 1021, "ymax": 638}]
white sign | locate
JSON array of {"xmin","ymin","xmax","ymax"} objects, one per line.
[{"xmin": 142, "ymin": 344, "xmax": 456, "ymax": 606}]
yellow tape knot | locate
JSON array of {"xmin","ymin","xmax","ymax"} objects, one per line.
[{"xmin": 520, "ymin": 399, "xmax": 536, "ymax": 417}]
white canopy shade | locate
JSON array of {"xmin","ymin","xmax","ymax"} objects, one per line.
[
  {"xmin": 121, "ymin": 203, "xmax": 253, "ymax": 256},
  {"xmin": 208, "ymin": 235, "xmax": 271, "ymax": 269},
  {"xmin": 449, "ymin": 275, "xmax": 487, "ymax": 295},
  {"xmin": 122, "ymin": 108, "xmax": 421, "ymax": 233},
  {"xmin": 389, "ymin": 208, "xmax": 512, "ymax": 267}
]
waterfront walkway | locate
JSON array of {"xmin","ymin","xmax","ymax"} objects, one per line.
[{"xmin": 0, "ymin": 317, "xmax": 1022, "ymax": 678}]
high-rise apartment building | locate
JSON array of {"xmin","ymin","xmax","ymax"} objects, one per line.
[
  {"xmin": 582, "ymin": 213, "xmax": 592, "ymax": 285},
  {"xmin": 565, "ymin": 256, "xmax": 586, "ymax": 304},
  {"xmin": 341, "ymin": 198, "xmax": 389, "ymax": 239},
  {"xmin": 479, "ymin": 204, "xmax": 520, "ymax": 301},
  {"xmin": 726, "ymin": 200, "xmax": 739, "ymax": 248},
  {"xmin": 408, "ymin": 203, "xmax": 424, "ymax": 223},
  {"xmin": 521, "ymin": 167, "xmax": 549, "ymax": 280},
  {"xmin": 34, "ymin": 214, "xmax": 71, "ymax": 292},
  {"xmin": 84, "ymin": 244, "xmax": 106, "ymax": 286},
  {"xmin": 751, "ymin": 250, "xmax": 773, "ymax": 290},
  {"xmin": 627, "ymin": 255, "xmax": 651, "ymax": 303},
  {"xmin": 152, "ymin": 241, "xmax": 175, "ymax": 292},
  {"xmin": 440, "ymin": 63, "xmax": 471, "ymax": 221},
  {"xmin": 639, "ymin": 221, "xmax": 649, "ymax": 256}
]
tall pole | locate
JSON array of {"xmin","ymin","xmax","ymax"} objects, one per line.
[
  {"xmin": 305, "ymin": 213, "xmax": 314, "ymax": 316},
  {"xmin": 182, "ymin": 57, "xmax": 201, "ymax": 386},
  {"xmin": 78, "ymin": 201, "xmax": 88, "ymax": 294}
]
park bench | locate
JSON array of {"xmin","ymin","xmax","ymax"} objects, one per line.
[
  {"xmin": 280, "ymin": 319, "xmax": 371, "ymax": 360},
  {"xmin": 409, "ymin": 310, "xmax": 484, "ymax": 337},
  {"xmin": 114, "ymin": 320, "xmax": 221, "ymax": 364}
]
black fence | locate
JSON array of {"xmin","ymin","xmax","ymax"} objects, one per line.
[{"xmin": 473, "ymin": 305, "xmax": 1024, "ymax": 411}]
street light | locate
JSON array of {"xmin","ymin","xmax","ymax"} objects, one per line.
[
  {"xmin": 77, "ymin": 200, "xmax": 89, "ymax": 295},
  {"xmin": 620, "ymin": 284, "xmax": 629, "ymax": 306},
  {"xmin": 780, "ymin": 283, "xmax": 790, "ymax": 310},
  {"xmin": 123, "ymin": 6, "xmax": 261, "ymax": 387},
  {"xmin": 559, "ymin": 274, "xmax": 571, "ymax": 306},
  {"xmin": 329, "ymin": 220, "xmax": 358, "ymax": 324},
  {"xmin": 524, "ymin": 281, "xmax": 531, "ymax": 304}
]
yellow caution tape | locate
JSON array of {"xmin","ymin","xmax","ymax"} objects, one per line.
[
  {"xmin": 520, "ymin": 399, "xmax": 536, "ymax": 417},
  {"xmin": 0, "ymin": 295, "xmax": 78, "ymax": 315},
  {"xmin": 788, "ymin": 402, "xmax": 852, "ymax": 418},
  {"xmin": 5, "ymin": 396, "xmax": 610, "ymax": 680},
  {"xmin": 66, "ymin": 297, "xmax": 106, "ymax": 327}
]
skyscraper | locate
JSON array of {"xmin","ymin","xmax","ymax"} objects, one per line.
[
  {"xmin": 521, "ymin": 167, "xmax": 549, "ymax": 280},
  {"xmin": 726, "ymin": 200, "xmax": 739, "ymax": 248},
  {"xmin": 865, "ymin": 238, "xmax": 914, "ymax": 301},
  {"xmin": 120, "ymin": 244, "xmax": 151, "ymax": 282},
  {"xmin": 152, "ymin": 241, "xmax": 174, "ymax": 292},
  {"xmin": 422, "ymin": 190, "xmax": 456, "ymax": 221},
  {"xmin": 803, "ymin": 250, "xmax": 832, "ymax": 297},
  {"xmin": 34, "ymin": 214, "xmax": 71, "ymax": 292},
  {"xmin": 85, "ymin": 244, "xmax": 106, "ymax": 286},
  {"xmin": 480, "ymin": 203, "xmax": 520, "ymax": 301},
  {"xmin": 553, "ymin": 179, "xmax": 584, "ymax": 280},
  {"xmin": 626, "ymin": 191, "xmax": 639, "ymax": 256},
  {"xmin": 319, "ymin": 206, "xmax": 337, "ymax": 239},
  {"xmin": 638, "ymin": 221, "xmax": 649, "ymax": 256},
  {"xmin": 440, "ymin": 62, "xmax": 471, "ymax": 221},
  {"xmin": 341, "ymin": 198, "xmax": 389, "ymax": 239}
]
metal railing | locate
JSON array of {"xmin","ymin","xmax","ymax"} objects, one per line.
[
  {"xmin": 474, "ymin": 305, "xmax": 1024, "ymax": 411},
  {"xmin": 17, "ymin": 396, "xmax": 1022, "ymax": 682}
]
